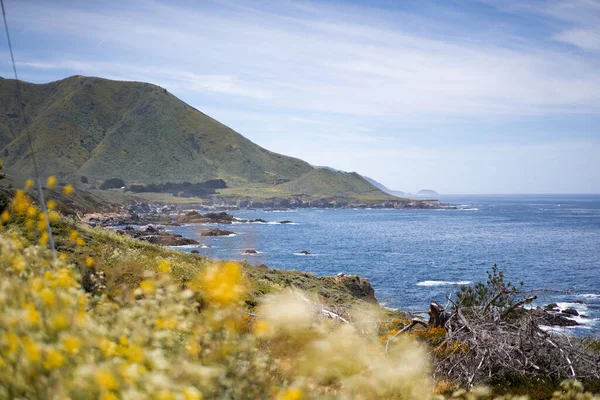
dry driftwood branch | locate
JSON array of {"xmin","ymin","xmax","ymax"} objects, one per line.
[{"xmin": 424, "ymin": 300, "xmax": 600, "ymax": 387}]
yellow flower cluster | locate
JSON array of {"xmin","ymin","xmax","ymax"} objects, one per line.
[{"xmin": 0, "ymin": 175, "xmax": 74, "ymax": 246}]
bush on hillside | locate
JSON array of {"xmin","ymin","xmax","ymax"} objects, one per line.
[
  {"xmin": 99, "ymin": 178, "xmax": 125, "ymax": 190},
  {"xmin": 127, "ymin": 179, "xmax": 227, "ymax": 197}
]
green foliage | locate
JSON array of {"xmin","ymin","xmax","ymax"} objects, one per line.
[
  {"xmin": 99, "ymin": 177, "xmax": 125, "ymax": 190},
  {"xmin": 127, "ymin": 179, "xmax": 226, "ymax": 197},
  {"xmin": 456, "ymin": 264, "xmax": 524, "ymax": 313}
]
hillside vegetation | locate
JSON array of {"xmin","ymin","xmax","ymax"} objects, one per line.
[{"xmin": 0, "ymin": 76, "xmax": 396, "ymax": 202}]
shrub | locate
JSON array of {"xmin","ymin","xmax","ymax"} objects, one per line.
[
  {"xmin": 456, "ymin": 264, "xmax": 524, "ymax": 314},
  {"xmin": 99, "ymin": 178, "xmax": 125, "ymax": 190}
]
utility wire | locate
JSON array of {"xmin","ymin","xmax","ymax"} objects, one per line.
[{"xmin": 1, "ymin": 0, "xmax": 56, "ymax": 254}]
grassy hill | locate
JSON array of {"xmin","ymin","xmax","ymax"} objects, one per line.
[
  {"xmin": 0, "ymin": 75, "xmax": 312, "ymax": 185},
  {"xmin": 279, "ymin": 169, "xmax": 393, "ymax": 200},
  {"xmin": 0, "ymin": 75, "xmax": 396, "ymax": 201}
]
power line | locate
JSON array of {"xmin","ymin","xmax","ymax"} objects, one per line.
[{"xmin": 1, "ymin": 0, "xmax": 56, "ymax": 254}]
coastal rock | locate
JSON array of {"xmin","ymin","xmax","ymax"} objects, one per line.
[
  {"xmin": 530, "ymin": 309, "xmax": 579, "ymax": 327},
  {"xmin": 299, "ymin": 250, "xmax": 310, "ymax": 255},
  {"xmin": 144, "ymin": 235, "xmax": 199, "ymax": 246},
  {"xmin": 279, "ymin": 220, "xmax": 293, "ymax": 224},
  {"xmin": 561, "ymin": 308, "xmax": 579, "ymax": 316},
  {"xmin": 244, "ymin": 249, "xmax": 258, "ymax": 254},
  {"xmin": 115, "ymin": 225, "xmax": 199, "ymax": 246},
  {"xmin": 544, "ymin": 303, "xmax": 559, "ymax": 311},
  {"xmin": 201, "ymin": 228, "xmax": 235, "ymax": 237},
  {"xmin": 178, "ymin": 211, "xmax": 235, "ymax": 224},
  {"xmin": 335, "ymin": 275, "xmax": 377, "ymax": 303}
]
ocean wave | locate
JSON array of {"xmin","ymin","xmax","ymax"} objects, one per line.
[
  {"xmin": 416, "ymin": 280, "xmax": 472, "ymax": 287},
  {"xmin": 241, "ymin": 251, "xmax": 263, "ymax": 255},
  {"xmin": 293, "ymin": 253, "xmax": 319, "ymax": 256},
  {"xmin": 233, "ymin": 221, "xmax": 298, "ymax": 225},
  {"xmin": 577, "ymin": 293, "xmax": 600, "ymax": 299},
  {"xmin": 165, "ymin": 244, "xmax": 199, "ymax": 249},
  {"xmin": 461, "ymin": 208, "xmax": 479, "ymax": 211}
]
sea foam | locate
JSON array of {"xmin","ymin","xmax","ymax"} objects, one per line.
[{"xmin": 416, "ymin": 280, "xmax": 472, "ymax": 287}]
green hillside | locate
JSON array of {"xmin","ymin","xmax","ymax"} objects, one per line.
[
  {"xmin": 0, "ymin": 75, "xmax": 395, "ymax": 201},
  {"xmin": 0, "ymin": 76, "xmax": 311, "ymax": 185},
  {"xmin": 279, "ymin": 169, "xmax": 394, "ymax": 200}
]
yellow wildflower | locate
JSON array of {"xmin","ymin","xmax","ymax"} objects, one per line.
[
  {"xmin": 69, "ymin": 230, "xmax": 78, "ymax": 242},
  {"xmin": 39, "ymin": 231, "xmax": 49, "ymax": 246},
  {"xmin": 25, "ymin": 303, "xmax": 41, "ymax": 326},
  {"xmin": 100, "ymin": 393, "xmax": 119, "ymax": 400},
  {"xmin": 253, "ymin": 320, "xmax": 271, "ymax": 337},
  {"xmin": 157, "ymin": 259, "xmax": 171, "ymax": 273},
  {"xmin": 27, "ymin": 206, "xmax": 37, "ymax": 218},
  {"xmin": 99, "ymin": 338, "xmax": 117, "ymax": 357},
  {"xmin": 46, "ymin": 199, "xmax": 57, "ymax": 210},
  {"xmin": 47, "ymin": 176, "xmax": 57, "ymax": 189},
  {"xmin": 56, "ymin": 269, "xmax": 75, "ymax": 288},
  {"xmin": 39, "ymin": 287, "xmax": 56, "ymax": 308},
  {"xmin": 49, "ymin": 211, "xmax": 59, "ymax": 222},
  {"xmin": 76, "ymin": 237, "xmax": 85, "ymax": 247},
  {"xmin": 25, "ymin": 179, "xmax": 34, "ymax": 189},
  {"xmin": 31, "ymin": 277, "xmax": 43, "ymax": 292},
  {"xmin": 95, "ymin": 369, "xmax": 118, "ymax": 391},
  {"xmin": 139, "ymin": 279, "xmax": 156, "ymax": 295},
  {"xmin": 43, "ymin": 349, "xmax": 65, "ymax": 370},
  {"xmin": 119, "ymin": 336, "xmax": 129, "ymax": 346},
  {"xmin": 125, "ymin": 344, "xmax": 145, "ymax": 364},
  {"xmin": 85, "ymin": 256, "xmax": 94, "ymax": 268},
  {"xmin": 196, "ymin": 261, "xmax": 246, "ymax": 305},
  {"xmin": 63, "ymin": 184, "xmax": 74, "ymax": 195},
  {"xmin": 1, "ymin": 210, "xmax": 9, "ymax": 222},
  {"xmin": 183, "ymin": 388, "xmax": 203, "ymax": 400},
  {"xmin": 156, "ymin": 390, "xmax": 175, "ymax": 400},
  {"xmin": 62, "ymin": 336, "xmax": 82, "ymax": 355},
  {"xmin": 186, "ymin": 341, "xmax": 201, "ymax": 357},
  {"xmin": 59, "ymin": 252, "xmax": 68, "ymax": 262},
  {"xmin": 13, "ymin": 258, "xmax": 26, "ymax": 272},
  {"xmin": 5, "ymin": 331, "xmax": 19, "ymax": 355},
  {"xmin": 22, "ymin": 338, "xmax": 41, "ymax": 363},
  {"xmin": 163, "ymin": 317, "xmax": 177, "ymax": 330},
  {"xmin": 12, "ymin": 190, "xmax": 30, "ymax": 213},
  {"xmin": 278, "ymin": 388, "xmax": 304, "ymax": 400},
  {"xmin": 51, "ymin": 313, "xmax": 69, "ymax": 331}
]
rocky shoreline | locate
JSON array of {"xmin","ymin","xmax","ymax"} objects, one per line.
[{"xmin": 81, "ymin": 201, "xmax": 588, "ymax": 331}]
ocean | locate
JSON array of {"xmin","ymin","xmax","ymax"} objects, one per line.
[{"xmin": 165, "ymin": 194, "xmax": 600, "ymax": 336}]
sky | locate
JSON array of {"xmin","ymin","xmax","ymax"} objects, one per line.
[{"xmin": 1, "ymin": 0, "xmax": 600, "ymax": 194}]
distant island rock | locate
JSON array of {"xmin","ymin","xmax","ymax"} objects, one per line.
[{"xmin": 414, "ymin": 189, "xmax": 440, "ymax": 199}]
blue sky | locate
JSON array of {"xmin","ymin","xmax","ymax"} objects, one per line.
[{"xmin": 2, "ymin": 0, "xmax": 600, "ymax": 194}]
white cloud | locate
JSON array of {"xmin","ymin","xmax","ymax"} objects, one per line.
[
  {"xmin": 11, "ymin": 0, "xmax": 600, "ymax": 117},
  {"xmin": 555, "ymin": 29, "xmax": 600, "ymax": 51}
]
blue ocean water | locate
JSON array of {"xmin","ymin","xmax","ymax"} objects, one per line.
[{"xmin": 166, "ymin": 195, "xmax": 600, "ymax": 336}]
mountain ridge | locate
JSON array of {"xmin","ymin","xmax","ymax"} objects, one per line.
[{"xmin": 0, "ymin": 75, "xmax": 396, "ymax": 201}]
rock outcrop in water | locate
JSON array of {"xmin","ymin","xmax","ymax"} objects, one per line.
[
  {"xmin": 115, "ymin": 225, "xmax": 199, "ymax": 246},
  {"xmin": 201, "ymin": 228, "xmax": 235, "ymax": 237}
]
